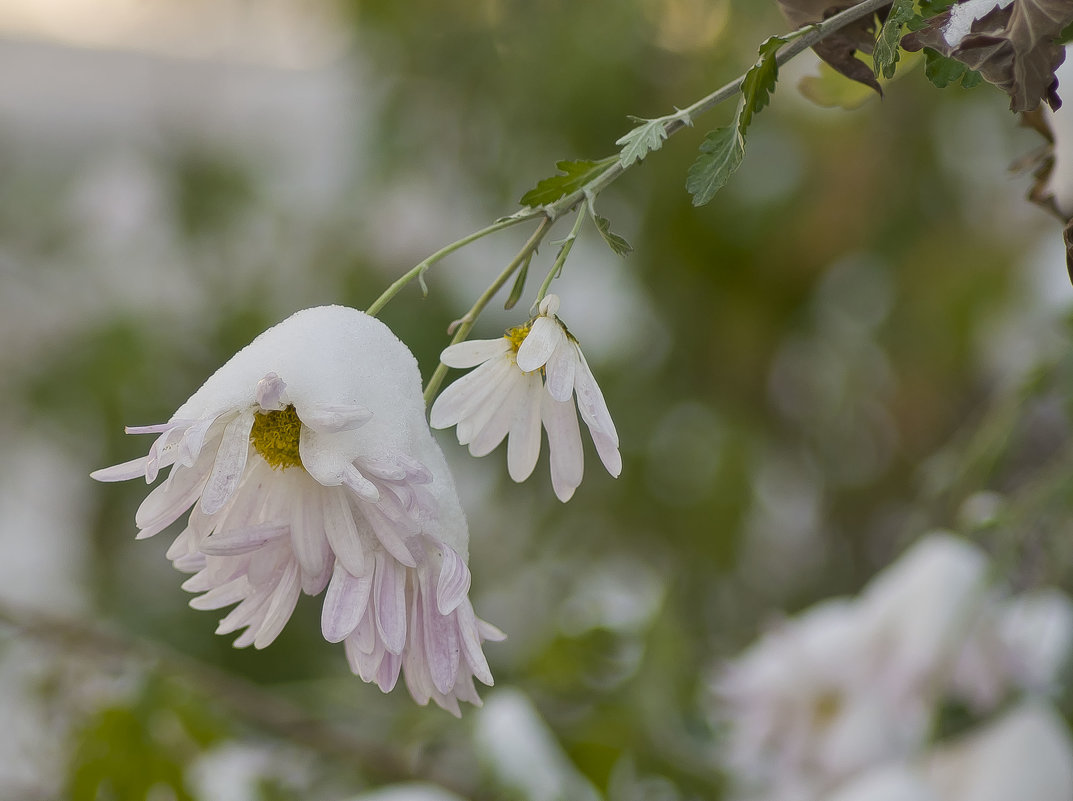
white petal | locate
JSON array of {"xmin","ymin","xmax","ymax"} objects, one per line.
[
  {"xmin": 542, "ymin": 393, "xmax": 583, "ymax": 503},
  {"xmin": 189, "ymin": 576, "xmax": 249, "ymax": 611},
  {"xmin": 363, "ymin": 503, "xmax": 419, "ymax": 568},
  {"xmin": 91, "ymin": 456, "xmax": 149, "ymax": 483},
  {"xmin": 134, "ymin": 457, "xmax": 212, "ymax": 538},
  {"xmin": 176, "ymin": 417, "xmax": 217, "ymax": 468},
  {"xmin": 515, "ymin": 317, "xmax": 563, "ymax": 373},
  {"xmin": 323, "ymin": 489, "xmax": 366, "ymax": 577},
  {"xmin": 429, "ymin": 357, "xmax": 506, "ymax": 430},
  {"xmin": 574, "ymin": 349, "xmax": 621, "ymax": 476},
  {"xmin": 456, "ymin": 360, "xmax": 519, "ymax": 447},
  {"xmin": 289, "ymin": 484, "xmax": 330, "ymax": 581},
  {"xmin": 254, "ymin": 559, "xmax": 301, "ymax": 648},
  {"xmin": 321, "ymin": 563, "xmax": 373, "ymax": 643},
  {"xmin": 539, "ymin": 294, "xmax": 560, "ymax": 315},
  {"xmin": 456, "ymin": 601, "xmax": 494, "ymax": 686},
  {"xmin": 469, "ymin": 370, "xmax": 528, "ymax": 458},
  {"xmin": 506, "ymin": 372, "xmax": 543, "ymax": 482},
  {"xmin": 342, "ymin": 464, "xmax": 380, "ymax": 502},
  {"xmin": 199, "ymin": 523, "xmax": 289, "ymax": 556},
  {"xmin": 440, "ymin": 338, "xmax": 511, "ymax": 368},
  {"xmin": 544, "ymin": 340, "xmax": 578, "ymax": 403},
  {"xmin": 200, "ymin": 412, "xmax": 254, "ymax": 516}
]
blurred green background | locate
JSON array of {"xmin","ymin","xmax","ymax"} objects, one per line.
[{"xmin": 1, "ymin": 0, "xmax": 1071, "ymax": 798}]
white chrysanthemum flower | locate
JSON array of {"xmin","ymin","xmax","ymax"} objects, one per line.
[
  {"xmin": 92, "ymin": 305, "xmax": 503, "ymax": 715},
  {"xmin": 429, "ymin": 294, "xmax": 620, "ymax": 502},
  {"xmin": 715, "ymin": 535, "xmax": 993, "ymax": 801}
]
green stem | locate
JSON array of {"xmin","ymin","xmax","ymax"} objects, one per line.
[
  {"xmin": 423, "ymin": 215, "xmax": 555, "ymax": 405},
  {"xmin": 541, "ymin": 0, "xmax": 893, "ymax": 222},
  {"xmin": 535, "ymin": 205, "xmax": 587, "ymax": 306},
  {"xmin": 365, "ymin": 214, "xmax": 537, "ymax": 317}
]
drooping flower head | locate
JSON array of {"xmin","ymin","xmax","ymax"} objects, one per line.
[
  {"xmin": 430, "ymin": 294, "xmax": 620, "ymax": 502},
  {"xmin": 92, "ymin": 305, "xmax": 503, "ymax": 714}
]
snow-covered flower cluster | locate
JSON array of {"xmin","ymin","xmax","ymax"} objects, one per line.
[
  {"xmin": 715, "ymin": 533, "xmax": 1073, "ymax": 801},
  {"xmin": 92, "ymin": 306, "xmax": 503, "ymax": 714},
  {"xmin": 430, "ymin": 294, "xmax": 620, "ymax": 502}
]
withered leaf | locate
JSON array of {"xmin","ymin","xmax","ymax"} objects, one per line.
[
  {"xmin": 902, "ymin": 0, "xmax": 1073, "ymax": 112},
  {"xmin": 1065, "ymin": 218, "xmax": 1073, "ymax": 283},
  {"xmin": 777, "ymin": 0, "xmax": 887, "ymax": 94}
]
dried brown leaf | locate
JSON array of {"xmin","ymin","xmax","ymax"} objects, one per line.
[
  {"xmin": 777, "ymin": 0, "xmax": 887, "ymax": 94},
  {"xmin": 902, "ymin": 0, "xmax": 1073, "ymax": 112}
]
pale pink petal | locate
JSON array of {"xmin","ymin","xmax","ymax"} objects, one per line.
[
  {"xmin": 515, "ymin": 317, "xmax": 563, "ymax": 373},
  {"xmin": 542, "ymin": 393, "xmax": 584, "ymax": 502},
  {"xmin": 437, "ymin": 545, "xmax": 471, "ymax": 615},
  {"xmin": 376, "ymin": 651, "xmax": 402, "ymax": 693},
  {"xmin": 422, "ymin": 582, "xmax": 460, "ymax": 695},
  {"xmin": 456, "ymin": 601, "xmax": 494, "ymax": 685},
  {"xmin": 506, "ymin": 372, "xmax": 543, "ymax": 482},
  {"xmin": 254, "ymin": 559, "xmax": 301, "ymax": 649},
  {"xmin": 289, "ymin": 485, "xmax": 331, "ymax": 582},
  {"xmin": 189, "ymin": 576, "xmax": 249, "ymax": 610},
  {"xmin": 374, "ymin": 551, "xmax": 407, "ymax": 655},
  {"xmin": 342, "ymin": 464, "xmax": 380, "ymax": 502},
  {"xmin": 200, "ymin": 412, "xmax": 254, "ymax": 516},
  {"xmin": 322, "ymin": 563, "xmax": 373, "ymax": 643},
  {"xmin": 323, "ymin": 490, "xmax": 366, "ymax": 577},
  {"xmin": 134, "ymin": 458, "xmax": 212, "ymax": 538},
  {"xmin": 440, "ymin": 338, "xmax": 511, "ymax": 368},
  {"xmin": 362, "ymin": 503, "xmax": 419, "ymax": 568},
  {"xmin": 198, "ymin": 523, "xmax": 290, "ymax": 556}
]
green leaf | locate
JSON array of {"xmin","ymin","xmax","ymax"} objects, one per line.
[
  {"xmin": 589, "ymin": 211, "xmax": 633, "ymax": 257},
  {"xmin": 740, "ymin": 35, "xmax": 786, "ymax": 129},
  {"xmin": 616, "ymin": 117, "xmax": 671, "ymax": 168},
  {"xmin": 922, "ymin": 48, "xmax": 983, "ymax": 89},
  {"xmin": 874, "ymin": 0, "xmax": 915, "ymax": 79},
  {"xmin": 504, "ymin": 250, "xmax": 532, "ymax": 310},
  {"xmin": 686, "ymin": 35, "xmax": 784, "ymax": 208},
  {"xmin": 519, "ymin": 156, "xmax": 618, "ymax": 207},
  {"xmin": 686, "ymin": 126, "xmax": 744, "ymax": 207}
]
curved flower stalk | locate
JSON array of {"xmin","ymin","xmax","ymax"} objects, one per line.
[
  {"xmin": 430, "ymin": 294, "xmax": 621, "ymax": 502},
  {"xmin": 92, "ymin": 306, "xmax": 503, "ymax": 714}
]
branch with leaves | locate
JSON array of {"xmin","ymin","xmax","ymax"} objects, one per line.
[{"xmin": 367, "ymin": 0, "xmax": 1073, "ymax": 393}]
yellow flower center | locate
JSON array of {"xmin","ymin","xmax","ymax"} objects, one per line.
[
  {"xmin": 250, "ymin": 405, "xmax": 304, "ymax": 470},
  {"xmin": 505, "ymin": 322, "xmax": 532, "ymax": 352}
]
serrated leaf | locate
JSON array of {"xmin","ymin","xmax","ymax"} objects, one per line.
[
  {"xmin": 740, "ymin": 35, "xmax": 786, "ymax": 128},
  {"xmin": 590, "ymin": 212, "xmax": 632, "ymax": 257},
  {"xmin": 519, "ymin": 156, "xmax": 618, "ymax": 207},
  {"xmin": 686, "ymin": 126, "xmax": 744, "ymax": 207},
  {"xmin": 504, "ymin": 251, "xmax": 532, "ymax": 310},
  {"xmin": 874, "ymin": 0, "xmax": 915, "ymax": 80},
  {"xmin": 616, "ymin": 118, "xmax": 670, "ymax": 168}
]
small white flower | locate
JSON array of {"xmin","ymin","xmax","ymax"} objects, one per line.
[
  {"xmin": 92, "ymin": 305, "xmax": 503, "ymax": 714},
  {"xmin": 429, "ymin": 294, "xmax": 621, "ymax": 502}
]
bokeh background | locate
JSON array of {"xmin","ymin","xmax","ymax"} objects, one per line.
[{"xmin": 2, "ymin": 1, "xmax": 1072, "ymax": 799}]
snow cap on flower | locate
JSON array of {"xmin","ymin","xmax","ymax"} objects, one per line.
[
  {"xmin": 92, "ymin": 305, "xmax": 503, "ymax": 714},
  {"xmin": 430, "ymin": 294, "xmax": 620, "ymax": 502}
]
